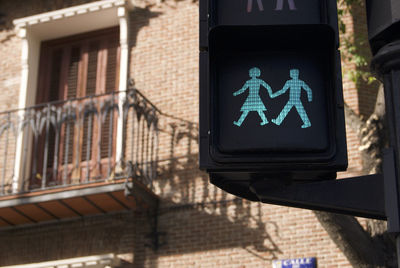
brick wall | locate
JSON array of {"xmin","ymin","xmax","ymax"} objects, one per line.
[
  {"xmin": 0, "ymin": 0, "xmax": 380, "ymax": 267},
  {"xmin": 0, "ymin": 212, "xmax": 136, "ymax": 266}
]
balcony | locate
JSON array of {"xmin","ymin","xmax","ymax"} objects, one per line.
[{"xmin": 0, "ymin": 89, "xmax": 159, "ymax": 227}]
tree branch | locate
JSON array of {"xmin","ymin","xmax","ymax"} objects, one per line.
[
  {"xmin": 316, "ymin": 85, "xmax": 394, "ymax": 267},
  {"xmin": 344, "ymin": 102, "xmax": 365, "ymax": 133},
  {"xmin": 315, "ymin": 211, "xmax": 385, "ymax": 267}
]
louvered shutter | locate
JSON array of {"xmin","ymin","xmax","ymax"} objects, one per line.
[
  {"xmin": 81, "ymin": 40, "xmax": 100, "ymax": 163},
  {"xmin": 105, "ymin": 37, "xmax": 119, "ymax": 93},
  {"xmin": 101, "ymin": 37, "xmax": 119, "ymax": 160},
  {"xmin": 62, "ymin": 46, "xmax": 81, "ymax": 165},
  {"xmin": 35, "ymin": 27, "xmax": 120, "ymax": 185},
  {"xmin": 45, "ymin": 48, "xmax": 63, "ymax": 169},
  {"xmin": 33, "ymin": 47, "xmax": 63, "ymax": 185}
]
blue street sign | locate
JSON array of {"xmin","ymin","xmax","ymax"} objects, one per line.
[{"xmin": 273, "ymin": 257, "xmax": 316, "ymax": 268}]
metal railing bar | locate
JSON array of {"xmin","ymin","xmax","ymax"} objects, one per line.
[
  {"xmin": 140, "ymin": 118, "xmax": 145, "ymax": 173},
  {"xmin": 150, "ymin": 123, "xmax": 156, "ymax": 182},
  {"xmin": 1, "ymin": 113, "xmax": 10, "ymax": 195},
  {"xmin": 107, "ymin": 99, "xmax": 114, "ymax": 178},
  {"xmin": 31, "ymin": 134, "xmax": 39, "ymax": 184},
  {"xmin": 52, "ymin": 126, "xmax": 60, "ymax": 185},
  {"xmin": 63, "ymin": 106, "xmax": 72, "ymax": 185},
  {"xmin": 129, "ymin": 110, "xmax": 136, "ymax": 162},
  {"xmin": 145, "ymin": 120, "xmax": 149, "ymax": 182},
  {"xmin": 26, "ymin": 178, "xmax": 109, "ymax": 193},
  {"xmin": 85, "ymin": 113, "xmax": 94, "ymax": 183},
  {"xmin": 135, "ymin": 117, "xmax": 141, "ymax": 170},
  {"xmin": 41, "ymin": 104, "xmax": 51, "ymax": 189},
  {"xmin": 74, "ymin": 108, "xmax": 81, "ymax": 175},
  {"xmin": 96, "ymin": 110, "xmax": 102, "ymax": 172}
]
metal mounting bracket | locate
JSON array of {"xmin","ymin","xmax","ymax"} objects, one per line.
[{"xmin": 250, "ymin": 173, "xmax": 386, "ymax": 220}]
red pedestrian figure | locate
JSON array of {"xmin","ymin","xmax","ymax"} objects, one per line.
[
  {"xmin": 247, "ymin": 0, "xmax": 264, "ymax": 12},
  {"xmin": 275, "ymin": 0, "xmax": 297, "ymax": 10}
]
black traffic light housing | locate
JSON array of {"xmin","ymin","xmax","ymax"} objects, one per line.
[
  {"xmin": 366, "ymin": 0, "xmax": 400, "ymax": 55},
  {"xmin": 200, "ymin": 0, "xmax": 347, "ymax": 197}
]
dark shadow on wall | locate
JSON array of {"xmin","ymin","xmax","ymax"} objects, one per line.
[
  {"xmin": 133, "ymin": 198, "xmax": 282, "ymax": 267},
  {"xmin": 0, "ymin": 119, "xmax": 282, "ymax": 267},
  {"xmin": 129, "ymin": 120, "xmax": 282, "ymax": 267},
  {"xmin": 0, "ymin": 2, "xmax": 162, "ymax": 47},
  {"xmin": 129, "ymin": 6, "xmax": 162, "ymax": 48},
  {"xmin": 0, "ymin": 0, "xmax": 94, "ymax": 32},
  {"xmin": 155, "ymin": 121, "xmax": 199, "ymax": 203}
]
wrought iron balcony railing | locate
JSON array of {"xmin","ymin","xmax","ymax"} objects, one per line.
[{"xmin": 0, "ymin": 89, "xmax": 159, "ymax": 196}]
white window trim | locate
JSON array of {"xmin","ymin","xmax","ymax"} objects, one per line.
[
  {"xmin": 2, "ymin": 253, "xmax": 121, "ymax": 268},
  {"xmin": 12, "ymin": 0, "xmax": 133, "ymax": 193}
]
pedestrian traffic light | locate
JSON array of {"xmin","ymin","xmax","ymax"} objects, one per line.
[{"xmin": 199, "ymin": 0, "xmax": 348, "ymax": 198}]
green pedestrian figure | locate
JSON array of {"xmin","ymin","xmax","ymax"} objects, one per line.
[
  {"xmin": 233, "ymin": 67, "xmax": 273, "ymax": 127},
  {"xmin": 271, "ymin": 69, "xmax": 312, "ymax": 128}
]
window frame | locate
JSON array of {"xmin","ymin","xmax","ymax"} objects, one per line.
[
  {"xmin": 12, "ymin": 0, "xmax": 132, "ymax": 193},
  {"xmin": 32, "ymin": 27, "xmax": 121, "ymax": 187}
]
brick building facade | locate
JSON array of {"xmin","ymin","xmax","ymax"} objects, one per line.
[{"xmin": 0, "ymin": 0, "xmax": 379, "ymax": 267}]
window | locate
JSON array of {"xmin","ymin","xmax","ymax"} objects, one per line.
[
  {"xmin": 12, "ymin": 0, "xmax": 131, "ymax": 192},
  {"xmin": 36, "ymin": 27, "xmax": 120, "ymax": 103},
  {"xmin": 1, "ymin": 253, "xmax": 121, "ymax": 268},
  {"xmin": 32, "ymin": 27, "xmax": 120, "ymax": 186}
]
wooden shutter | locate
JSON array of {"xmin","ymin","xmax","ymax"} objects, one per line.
[
  {"xmin": 46, "ymin": 48, "xmax": 63, "ymax": 168},
  {"xmin": 81, "ymin": 40, "xmax": 101, "ymax": 163},
  {"xmin": 101, "ymin": 37, "xmax": 120, "ymax": 160},
  {"xmin": 35, "ymin": 27, "xmax": 120, "ymax": 185},
  {"xmin": 37, "ymin": 27, "xmax": 120, "ymax": 103},
  {"xmin": 105, "ymin": 37, "xmax": 119, "ymax": 93}
]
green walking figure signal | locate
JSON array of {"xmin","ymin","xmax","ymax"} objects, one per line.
[
  {"xmin": 271, "ymin": 69, "xmax": 312, "ymax": 128},
  {"xmin": 233, "ymin": 67, "xmax": 273, "ymax": 127},
  {"xmin": 233, "ymin": 68, "xmax": 312, "ymax": 128}
]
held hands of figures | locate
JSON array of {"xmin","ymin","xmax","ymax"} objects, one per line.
[
  {"xmin": 270, "ymin": 91, "xmax": 281, "ymax": 99},
  {"xmin": 233, "ymin": 88, "xmax": 313, "ymax": 101},
  {"xmin": 233, "ymin": 89, "xmax": 283, "ymax": 98}
]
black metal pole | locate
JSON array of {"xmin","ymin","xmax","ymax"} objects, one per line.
[
  {"xmin": 372, "ymin": 41, "xmax": 400, "ymax": 268},
  {"xmin": 397, "ymin": 236, "xmax": 400, "ymax": 268}
]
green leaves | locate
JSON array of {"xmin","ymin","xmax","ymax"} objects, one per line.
[{"xmin": 337, "ymin": 0, "xmax": 376, "ymax": 85}]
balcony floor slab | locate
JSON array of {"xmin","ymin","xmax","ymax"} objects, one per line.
[{"xmin": 0, "ymin": 179, "xmax": 158, "ymax": 227}]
